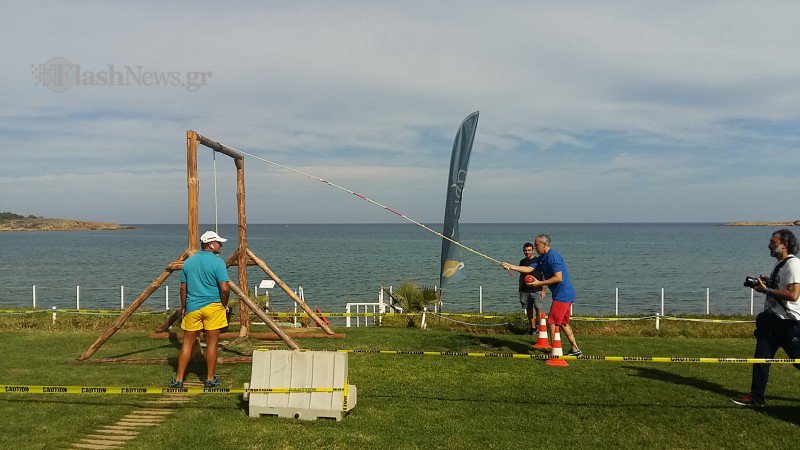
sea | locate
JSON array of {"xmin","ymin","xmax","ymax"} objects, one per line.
[{"xmin": 0, "ymin": 223, "xmax": 780, "ymax": 316}]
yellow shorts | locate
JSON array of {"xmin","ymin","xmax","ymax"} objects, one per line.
[{"xmin": 181, "ymin": 302, "xmax": 228, "ymax": 331}]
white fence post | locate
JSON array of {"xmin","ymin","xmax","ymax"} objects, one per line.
[
  {"xmin": 660, "ymin": 288, "xmax": 664, "ymax": 316},
  {"xmin": 615, "ymin": 287, "xmax": 619, "ymax": 316},
  {"xmin": 52, "ymin": 306, "xmax": 57, "ymax": 324},
  {"xmin": 346, "ymin": 304, "xmax": 351, "ymax": 328},
  {"xmin": 706, "ymin": 288, "xmax": 710, "ymax": 315},
  {"xmin": 655, "ymin": 312, "xmax": 660, "ymax": 330},
  {"xmin": 750, "ymin": 288, "xmax": 754, "ymax": 315},
  {"xmin": 120, "ymin": 285, "xmax": 125, "ymax": 310},
  {"xmin": 479, "ymin": 286, "xmax": 483, "ymax": 313},
  {"xmin": 32, "ymin": 285, "xmax": 36, "ymax": 309},
  {"xmin": 165, "ymin": 286, "xmax": 169, "ymax": 311},
  {"xmin": 76, "ymin": 285, "xmax": 80, "ymax": 310},
  {"xmin": 293, "ymin": 302, "xmax": 298, "ymax": 328},
  {"xmin": 378, "ymin": 289, "xmax": 384, "ymax": 325}
]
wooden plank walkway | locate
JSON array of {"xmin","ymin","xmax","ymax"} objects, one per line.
[{"xmin": 69, "ymin": 380, "xmax": 203, "ymax": 449}]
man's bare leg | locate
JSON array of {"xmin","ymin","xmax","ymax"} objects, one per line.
[
  {"xmin": 560, "ymin": 324, "xmax": 579, "ymax": 350},
  {"xmin": 527, "ymin": 306, "xmax": 537, "ymax": 331},
  {"xmin": 176, "ymin": 330, "xmax": 200, "ymax": 381},
  {"xmin": 204, "ymin": 328, "xmax": 221, "ymax": 381}
]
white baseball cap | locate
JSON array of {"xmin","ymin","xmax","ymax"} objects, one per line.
[{"xmin": 200, "ymin": 230, "xmax": 228, "ymax": 244}]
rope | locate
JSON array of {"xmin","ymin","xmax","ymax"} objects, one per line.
[
  {"xmin": 227, "ymin": 147, "xmax": 503, "ymax": 266},
  {"xmin": 212, "ymin": 150, "xmax": 219, "ymax": 233}
]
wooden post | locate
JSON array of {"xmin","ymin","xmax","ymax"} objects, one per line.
[
  {"xmin": 225, "ymin": 249, "xmax": 239, "ymax": 267},
  {"xmin": 235, "ymin": 157, "xmax": 251, "ymax": 337},
  {"xmin": 78, "ymin": 251, "xmax": 189, "ymax": 361},
  {"xmin": 156, "ymin": 307, "xmax": 183, "ymax": 333},
  {"xmin": 83, "ymin": 130, "xmax": 325, "ymax": 361},
  {"xmin": 247, "ymin": 249, "xmax": 335, "ymax": 335},
  {"xmin": 228, "ymin": 282, "xmax": 299, "ymax": 349},
  {"xmin": 187, "ymin": 130, "xmax": 200, "ymax": 254}
]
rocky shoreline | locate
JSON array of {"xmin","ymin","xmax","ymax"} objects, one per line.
[
  {"xmin": 0, "ymin": 217, "xmax": 134, "ymax": 232},
  {"xmin": 723, "ymin": 220, "xmax": 800, "ymax": 227}
]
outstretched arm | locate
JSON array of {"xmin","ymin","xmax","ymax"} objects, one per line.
[{"xmin": 500, "ymin": 262, "xmax": 534, "ymax": 275}]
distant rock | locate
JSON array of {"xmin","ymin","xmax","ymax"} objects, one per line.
[
  {"xmin": 0, "ymin": 214, "xmax": 135, "ymax": 232},
  {"xmin": 723, "ymin": 220, "xmax": 798, "ymax": 227}
]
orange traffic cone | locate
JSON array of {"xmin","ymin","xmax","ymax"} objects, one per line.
[
  {"xmin": 532, "ymin": 312, "xmax": 551, "ymax": 351},
  {"xmin": 546, "ymin": 329, "xmax": 569, "ymax": 366}
]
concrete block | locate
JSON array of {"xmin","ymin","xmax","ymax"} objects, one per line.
[{"xmin": 247, "ymin": 350, "xmax": 356, "ymax": 421}]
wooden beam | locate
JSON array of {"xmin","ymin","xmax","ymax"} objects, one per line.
[
  {"xmin": 78, "ymin": 250, "xmax": 190, "ymax": 360},
  {"xmin": 228, "ymin": 282, "xmax": 299, "ymax": 350},
  {"xmin": 235, "ymin": 157, "xmax": 251, "ymax": 337},
  {"xmin": 187, "ymin": 130, "xmax": 200, "ymax": 254},
  {"xmin": 247, "ymin": 248, "xmax": 335, "ymax": 335},
  {"xmin": 155, "ymin": 307, "xmax": 183, "ymax": 333},
  {"xmin": 197, "ymin": 134, "xmax": 244, "ymax": 160},
  {"xmin": 227, "ymin": 259, "xmax": 257, "ymax": 266}
]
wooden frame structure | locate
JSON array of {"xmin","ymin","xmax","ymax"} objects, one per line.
[{"xmin": 77, "ymin": 130, "xmax": 334, "ymax": 361}]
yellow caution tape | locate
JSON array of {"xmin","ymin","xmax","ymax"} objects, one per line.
[
  {"xmin": 0, "ymin": 309, "xmax": 755, "ymax": 323},
  {"xmin": 1, "ymin": 385, "xmax": 344, "ymax": 394},
  {"xmin": 571, "ymin": 316, "xmax": 657, "ymax": 322},
  {"xmin": 342, "ymin": 377, "xmax": 349, "ymax": 412},
  {"xmin": 662, "ymin": 317, "xmax": 754, "ymax": 324},
  {"xmin": 0, "ymin": 309, "xmax": 164, "ymax": 315},
  {"xmin": 265, "ymin": 312, "xmax": 506, "ymax": 319},
  {"xmin": 253, "ymin": 348, "xmax": 799, "ymax": 364}
]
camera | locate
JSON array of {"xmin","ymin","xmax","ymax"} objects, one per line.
[{"xmin": 743, "ymin": 275, "xmax": 771, "ymax": 289}]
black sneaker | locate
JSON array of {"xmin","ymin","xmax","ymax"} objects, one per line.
[
  {"xmin": 731, "ymin": 393, "xmax": 765, "ymax": 407},
  {"xmin": 168, "ymin": 376, "xmax": 184, "ymax": 388},
  {"xmin": 204, "ymin": 376, "xmax": 221, "ymax": 388},
  {"xmin": 566, "ymin": 348, "xmax": 583, "ymax": 356}
]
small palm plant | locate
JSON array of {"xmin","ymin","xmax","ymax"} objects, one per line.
[{"xmin": 394, "ymin": 282, "xmax": 439, "ymax": 327}]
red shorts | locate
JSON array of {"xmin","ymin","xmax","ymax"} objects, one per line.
[{"xmin": 547, "ymin": 301, "xmax": 572, "ymax": 326}]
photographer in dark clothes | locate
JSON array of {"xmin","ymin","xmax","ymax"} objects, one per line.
[{"xmin": 732, "ymin": 229, "xmax": 800, "ymax": 407}]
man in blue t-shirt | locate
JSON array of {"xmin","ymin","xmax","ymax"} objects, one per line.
[
  {"xmin": 502, "ymin": 234, "xmax": 581, "ymax": 356},
  {"xmin": 170, "ymin": 230, "xmax": 230, "ymax": 388}
]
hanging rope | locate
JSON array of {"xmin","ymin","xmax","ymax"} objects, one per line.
[
  {"xmin": 212, "ymin": 150, "xmax": 219, "ymax": 233},
  {"xmin": 229, "ymin": 147, "xmax": 503, "ymax": 266}
]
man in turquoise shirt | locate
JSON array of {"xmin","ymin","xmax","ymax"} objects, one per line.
[{"xmin": 170, "ymin": 231, "xmax": 230, "ymax": 388}]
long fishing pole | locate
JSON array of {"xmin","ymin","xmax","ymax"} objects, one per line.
[{"xmin": 231, "ymin": 148, "xmax": 504, "ymax": 266}]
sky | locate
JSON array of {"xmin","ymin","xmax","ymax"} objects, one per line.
[{"xmin": 1, "ymin": 1, "xmax": 798, "ymax": 224}]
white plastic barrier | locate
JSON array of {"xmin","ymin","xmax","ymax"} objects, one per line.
[{"xmin": 246, "ymin": 350, "xmax": 356, "ymax": 421}]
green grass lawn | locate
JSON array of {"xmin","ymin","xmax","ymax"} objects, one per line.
[{"xmin": 1, "ymin": 326, "xmax": 798, "ymax": 449}]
